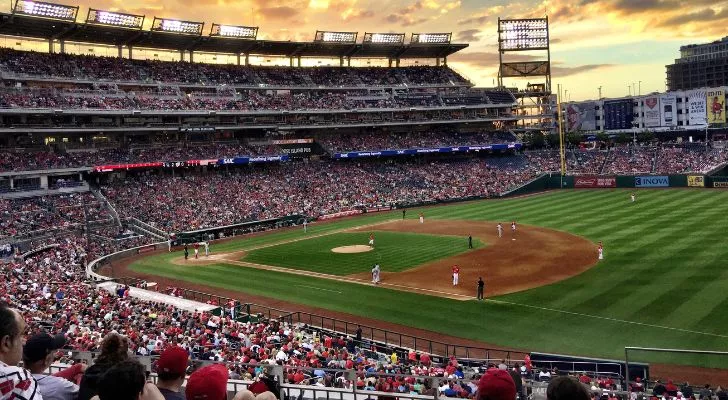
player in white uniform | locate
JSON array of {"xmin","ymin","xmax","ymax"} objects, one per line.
[
  {"xmin": 303, "ymin": 219, "xmax": 308, "ymax": 233},
  {"xmin": 371, "ymin": 264, "xmax": 381, "ymax": 284},
  {"xmin": 598, "ymin": 241, "xmax": 604, "ymax": 260},
  {"xmin": 419, "ymin": 213, "xmax": 424, "ymax": 224},
  {"xmin": 631, "ymin": 193, "xmax": 636, "ymax": 203},
  {"xmin": 204, "ymin": 241, "xmax": 210, "ymax": 256},
  {"xmin": 368, "ymin": 233, "xmax": 375, "ymax": 248},
  {"xmin": 497, "ymin": 223, "xmax": 503, "ymax": 238},
  {"xmin": 167, "ymin": 238, "xmax": 172, "ymax": 252},
  {"xmin": 452, "ymin": 265, "xmax": 460, "ymax": 286}
]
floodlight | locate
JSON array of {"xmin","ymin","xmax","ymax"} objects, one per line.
[
  {"xmin": 363, "ymin": 32, "xmax": 405, "ymax": 44},
  {"xmin": 410, "ymin": 33, "xmax": 451, "ymax": 44},
  {"xmin": 87, "ymin": 8, "xmax": 144, "ymax": 29},
  {"xmin": 498, "ymin": 18, "xmax": 549, "ymax": 50},
  {"xmin": 151, "ymin": 17, "xmax": 204, "ymax": 35},
  {"xmin": 314, "ymin": 30, "xmax": 357, "ymax": 43},
  {"xmin": 210, "ymin": 23, "xmax": 258, "ymax": 39},
  {"xmin": 13, "ymin": 0, "xmax": 78, "ymax": 21}
]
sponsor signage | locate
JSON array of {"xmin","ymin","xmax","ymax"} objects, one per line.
[
  {"xmin": 687, "ymin": 89, "xmax": 707, "ymax": 126},
  {"xmin": 707, "ymin": 89, "xmax": 726, "ymax": 125},
  {"xmin": 318, "ymin": 210, "xmax": 363, "ymax": 220},
  {"xmin": 714, "ymin": 181, "xmax": 728, "ymax": 188},
  {"xmin": 635, "ymin": 176, "xmax": 669, "ymax": 187},
  {"xmin": 93, "ymin": 162, "xmax": 163, "ymax": 172},
  {"xmin": 272, "ymin": 138, "xmax": 314, "ymax": 145},
  {"xmin": 334, "ymin": 143, "xmax": 522, "ymax": 159},
  {"xmin": 217, "ymin": 155, "xmax": 289, "ymax": 165},
  {"xmin": 659, "ymin": 94, "xmax": 677, "ymax": 127},
  {"xmin": 179, "ymin": 127, "xmax": 215, "ymax": 132},
  {"xmin": 687, "ymin": 175, "xmax": 705, "ymax": 187},
  {"xmin": 566, "ymin": 102, "xmax": 597, "ymax": 132},
  {"xmin": 643, "ymin": 96, "xmax": 660, "ymax": 128},
  {"xmin": 574, "ymin": 176, "xmax": 616, "ymax": 188}
]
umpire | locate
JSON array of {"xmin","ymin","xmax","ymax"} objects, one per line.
[{"xmin": 477, "ymin": 277, "xmax": 485, "ymax": 300}]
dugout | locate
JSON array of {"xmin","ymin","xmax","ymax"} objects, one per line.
[{"xmin": 530, "ymin": 352, "xmax": 649, "ymax": 382}]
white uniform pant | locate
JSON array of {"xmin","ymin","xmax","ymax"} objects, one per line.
[{"xmin": 453, "ymin": 273, "xmax": 459, "ymax": 285}]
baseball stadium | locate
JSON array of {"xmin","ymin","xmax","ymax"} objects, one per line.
[{"xmin": 1, "ymin": 2, "xmax": 728, "ymax": 400}]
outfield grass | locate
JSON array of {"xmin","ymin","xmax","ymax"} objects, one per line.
[
  {"xmin": 243, "ymin": 231, "xmax": 482, "ymax": 275},
  {"xmin": 130, "ymin": 189, "xmax": 728, "ymax": 366}
]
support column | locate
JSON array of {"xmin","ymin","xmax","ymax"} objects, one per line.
[
  {"xmin": 48, "ymin": 39, "xmax": 54, "ymax": 54},
  {"xmin": 118, "ymin": 45, "xmax": 123, "ymax": 58},
  {"xmin": 339, "ymin": 56, "xmax": 344, "ymax": 67},
  {"xmin": 347, "ymin": 57, "xmax": 351, "ymax": 67},
  {"xmin": 189, "ymin": 51, "xmax": 194, "ymax": 63},
  {"xmin": 244, "ymin": 53, "xmax": 249, "ymax": 66},
  {"xmin": 290, "ymin": 57, "xmax": 294, "ymax": 67},
  {"xmin": 237, "ymin": 53, "xmax": 241, "ymax": 66},
  {"xmin": 128, "ymin": 46, "xmax": 133, "ymax": 59},
  {"xmin": 180, "ymin": 50, "xmax": 185, "ymax": 62},
  {"xmin": 388, "ymin": 58, "xmax": 393, "ymax": 68},
  {"xmin": 297, "ymin": 56, "xmax": 301, "ymax": 67},
  {"xmin": 59, "ymin": 40, "xmax": 65, "ymax": 54},
  {"xmin": 436, "ymin": 58, "xmax": 440, "ymax": 67},
  {"xmin": 40, "ymin": 176, "xmax": 48, "ymax": 189},
  {"xmin": 395, "ymin": 58, "xmax": 400, "ymax": 67},
  {"xmin": 9, "ymin": 178, "xmax": 14, "ymax": 190},
  {"xmin": 443, "ymin": 56, "xmax": 447, "ymax": 66}
]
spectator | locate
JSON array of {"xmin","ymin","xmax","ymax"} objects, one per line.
[
  {"xmin": 653, "ymin": 380, "xmax": 667, "ymax": 397},
  {"xmin": 78, "ymin": 333, "xmax": 130, "ymax": 400},
  {"xmin": 155, "ymin": 346, "xmax": 189, "ymax": 400},
  {"xmin": 700, "ymin": 384, "xmax": 712, "ymax": 400},
  {"xmin": 546, "ymin": 376, "xmax": 590, "ymax": 400},
  {"xmin": 97, "ymin": 359, "xmax": 163, "ymax": 400},
  {"xmin": 478, "ymin": 368, "xmax": 516, "ymax": 400},
  {"xmin": 23, "ymin": 333, "xmax": 82, "ymax": 400},
  {"xmin": 185, "ymin": 364, "xmax": 229, "ymax": 400},
  {"xmin": 0, "ymin": 301, "xmax": 43, "ymax": 400}
]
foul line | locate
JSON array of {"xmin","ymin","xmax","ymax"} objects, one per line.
[
  {"xmin": 294, "ymin": 285, "xmax": 343, "ymax": 294},
  {"xmin": 486, "ymin": 298, "xmax": 728, "ymax": 339}
]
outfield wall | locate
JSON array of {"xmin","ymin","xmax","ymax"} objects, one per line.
[{"xmin": 528, "ymin": 174, "xmax": 728, "ymax": 190}]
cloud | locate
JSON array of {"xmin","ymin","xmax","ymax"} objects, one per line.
[
  {"xmin": 258, "ymin": 6, "xmax": 299, "ymax": 20},
  {"xmin": 448, "ymin": 51, "xmax": 540, "ymax": 68},
  {"xmin": 552, "ymin": 64, "xmax": 615, "ymax": 77},
  {"xmin": 384, "ymin": 14, "xmax": 430, "ymax": 26},
  {"xmin": 657, "ymin": 7, "xmax": 728, "ymax": 27},
  {"xmin": 455, "ymin": 29, "xmax": 481, "ymax": 42}
]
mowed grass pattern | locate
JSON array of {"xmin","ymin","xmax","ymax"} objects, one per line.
[
  {"xmin": 130, "ymin": 190, "xmax": 728, "ymax": 365},
  {"xmin": 243, "ymin": 231, "xmax": 482, "ymax": 275}
]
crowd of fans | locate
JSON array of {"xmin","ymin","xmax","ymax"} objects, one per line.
[
  {"xmin": 0, "ymin": 48, "xmax": 469, "ymax": 87},
  {"xmin": 101, "ymin": 157, "xmax": 538, "ymax": 232},
  {"xmin": 319, "ymin": 130, "xmax": 517, "ymax": 153}
]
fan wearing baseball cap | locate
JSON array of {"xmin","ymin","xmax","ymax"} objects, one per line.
[
  {"xmin": 478, "ymin": 368, "xmax": 517, "ymax": 400},
  {"xmin": 23, "ymin": 333, "xmax": 83, "ymax": 400},
  {"xmin": 185, "ymin": 364, "xmax": 229, "ymax": 400},
  {"xmin": 155, "ymin": 346, "xmax": 189, "ymax": 400}
]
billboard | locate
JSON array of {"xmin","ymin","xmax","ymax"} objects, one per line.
[
  {"xmin": 643, "ymin": 96, "xmax": 660, "ymax": 127},
  {"xmin": 566, "ymin": 102, "xmax": 597, "ymax": 132},
  {"xmin": 635, "ymin": 176, "xmax": 669, "ymax": 187},
  {"xmin": 603, "ymin": 99, "xmax": 634, "ymax": 130},
  {"xmin": 687, "ymin": 175, "xmax": 705, "ymax": 187},
  {"xmin": 687, "ymin": 89, "xmax": 707, "ymax": 126},
  {"xmin": 574, "ymin": 176, "xmax": 616, "ymax": 188},
  {"xmin": 707, "ymin": 88, "xmax": 726, "ymax": 125},
  {"xmin": 659, "ymin": 94, "xmax": 677, "ymax": 127}
]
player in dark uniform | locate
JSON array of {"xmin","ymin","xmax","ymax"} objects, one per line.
[
  {"xmin": 477, "ymin": 277, "xmax": 485, "ymax": 300},
  {"xmin": 184, "ymin": 244, "xmax": 189, "ymax": 260},
  {"xmin": 468, "ymin": 235, "xmax": 473, "ymax": 249}
]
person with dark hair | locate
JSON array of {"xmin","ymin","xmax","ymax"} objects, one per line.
[
  {"xmin": 0, "ymin": 301, "xmax": 44, "ymax": 400},
  {"xmin": 97, "ymin": 359, "xmax": 163, "ymax": 400},
  {"xmin": 24, "ymin": 333, "xmax": 85, "ymax": 400},
  {"xmin": 78, "ymin": 333, "xmax": 130, "ymax": 400},
  {"xmin": 546, "ymin": 376, "xmax": 590, "ymax": 400},
  {"xmin": 155, "ymin": 346, "xmax": 188, "ymax": 400}
]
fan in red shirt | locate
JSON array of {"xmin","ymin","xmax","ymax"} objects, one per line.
[{"xmin": 452, "ymin": 265, "xmax": 460, "ymax": 286}]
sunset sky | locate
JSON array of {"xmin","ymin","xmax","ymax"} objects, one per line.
[{"xmin": 60, "ymin": 0, "xmax": 728, "ymax": 101}]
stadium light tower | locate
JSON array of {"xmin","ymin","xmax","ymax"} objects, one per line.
[
  {"xmin": 151, "ymin": 17, "xmax": 204, "ymax": 35},
  {"xmin": 497, "ymin": 16, "xmax": 554, "ymax": 136},
  {"xmin": 86, "ymin": 8, "xmax": 144, "ymax": 29},
  {"xmin": 13, "ymin": 0, "xmax": 78, "ymax": 21}
]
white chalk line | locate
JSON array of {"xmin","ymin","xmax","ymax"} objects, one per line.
[
  {"xmin": 486, "ymin": 298, "xmax": 728, "ymax": 338},
  {"xmin": 294, "ymin": 285, "xmax": 343, "ymax": 294}
]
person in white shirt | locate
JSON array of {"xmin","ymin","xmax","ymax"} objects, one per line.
[
  {"xmin": 24, "ymin": 333, "xmax": 83, "ymax": 400},
  {"xmin": 0, "ymin": 302, "xmax": 44, "ymax": 400}
]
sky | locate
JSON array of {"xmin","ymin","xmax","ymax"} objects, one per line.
[{"xmin": 66, "ymin": 0, "xmax": 728, "ymax": 101}]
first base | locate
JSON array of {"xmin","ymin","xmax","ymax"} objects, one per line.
[{"xmin": 512, "ymin": 238, "xmax": 516, "ymax": 241}]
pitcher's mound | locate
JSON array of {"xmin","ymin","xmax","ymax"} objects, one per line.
[{"xmin": 331, "ymin": 245, "xmax": 373, "ymax": 254}]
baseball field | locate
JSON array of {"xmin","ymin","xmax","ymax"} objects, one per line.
[{"xmin": 122, "ymin": 189, "xmax": 728, "ymax": 369}]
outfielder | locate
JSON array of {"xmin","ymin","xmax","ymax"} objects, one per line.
[
  {"xmin": 630, "ymin": 193, "xmax": 636, "ymax": 203},
  {"xmin": 497, "ymin": 223, "xmax": 503, "ymax": 238},
  {"xmin": 452, "ymin": 265, "xmax": 460, "ymax": 286},
  {"xmin": 368, "ymin": 233, "xmax": 375, "ymax": 248},
  {"xmin": 204, "ymin": 241, "xmax": 210, "ymax": 256},
  {"xmin": 419, "ymin": 212, "xmax": 424, "ymax": 224},
  {"xmin": 598, "ymin": 241, "xmax": 604, "ymax": 260},
  {"xmin": 371, "ymin": 264, "xmax": 381, "ymax": 284}
]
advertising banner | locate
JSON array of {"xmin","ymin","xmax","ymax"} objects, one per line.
[
  {"xmin": 566, "ymin": 102, "xmax": 597, "ymax": 132},
  {"xmin": 714, "ymin": 181, "xmax": 728, "ymax": 188},
  {"xmin": 333, "ymin": 143, "xmax": 522, "ymax": 159},
  {"xmin": 574, "ymin": 176, "xmax": 616, "ymax": 188},
  {"xmin": 687, "ymin": 175, "xmax": 705, "ymax": 187},
  {"xmin": 687, "ymin": 90, "xmax": 707, "ymax": 126},
  {"xmin": 659, "ymin": 94, "xmax": 677, "ymax": 127},
  {"xmin": 643, "ymin": 96, "xmax": 660, "ymax": 127},
  {"xmin": 707, "ymin": 88, "xmax": 726, "ymax": 125},
  {"xmin": 635, "ymin": 176, "xmax": 669, "ymax": 187}
]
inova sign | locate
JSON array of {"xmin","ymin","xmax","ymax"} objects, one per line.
[{"xmin": 635, "ymin": 176, "xmax": 669, "ymax": 187}]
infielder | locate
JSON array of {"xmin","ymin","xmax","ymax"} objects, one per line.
[
  {"xmin": 368, "ymin": 233, "xmax": 375, "ymax": 248},
  {"xmin": 193, "ymin": 242, "xmax": 200, "ymax": 259},
  {"xmin": 598, "ymin": 241, "xmax": 604, "ymax": 260},
  {"xmin": 419, "ymin": 212, "xmax": 424, "ymax": 224},
  {"xmin": 371, "ymin": 264, "xmax": 381, "ymax": 284},
  {"xmin": 204, "ymin": 241, "xmax": 210, "ymax": 256},
  {"xmin": 303, "ymin": 219, "xmax": 308, "ymax": 233},
  {"xmin": 452, "ymin": 264, "xmax": 460, "ymax": 286},
  {"xmin": 497, "ymin": 223, "xmax": 503, "ymax": 238},
  {"xmin": 167, "ymin": 238, "xmax": 172, "ymax": 252}
]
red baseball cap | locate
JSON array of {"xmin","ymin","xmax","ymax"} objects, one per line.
[
  {"xmin": 185, "ymin": 364, "xmax": 229, "ymax": 400},
  {"xmin": 478, "ymin": 368, "xmax": 516, "ymax": 400},
  {"xmin": 158, "ymin": 346, "xmax": 189, "ymax": 376}
]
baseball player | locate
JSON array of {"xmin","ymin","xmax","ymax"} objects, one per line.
[
  {"xmin": 477, "ymin": 277, "xmax": 485, "ymax": 300},
  {"xmin": 193, "ymin": 242, "xmax": 200, "ymax": 259},
  {"xmin": 419, "ymin": 212, "xmax": 424, "ymax": 224},
  {"xmin": 167, "ymin": 238, "xmax": 172, "ymax": 252},
  {"xmin": 204, "ymin": 241, "xmax": 210, "ymax": 256},
  {"xmin": 303, "ymin": 218, "xmax": 308, "ymax": 233},
  {"xmin": 371, "ymin": 264, "xmax": 381, "ymax": 284},
  {"xmin": 511, "ymin": 221, "xmax": 517, "ymax": 233},
  {"xmin": 598, "ymin": 241, "xmax": 604, "ymax": 260},
  {"xmin": 631, "ymin": 193, "xmax": 636, "ymax": 203},
  {"xmin": 368, "ymin": 233, "xmax": 375, "ymax": 248},
  {"xmin": 184, "ymin": 244, "xmax": 188, "ymax": 260},
  {"xmin": 452, "ymin": 265, "xmax": 460, "ymax": 286},
  {"xmin": 497, "ymin": 223, "xmax": 503, "ymax": 238}
]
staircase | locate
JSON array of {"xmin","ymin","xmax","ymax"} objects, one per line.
[
  {"xmin": 598, "ymin": 148, "xmax": 611, "ymax": 175},
  {"xmin": 126, "ymin": 217, "xmax": 168, "ymax": 241},
  {"xmin": 91, "ymin": 188, "xmax": 121, "ymax": 227}
]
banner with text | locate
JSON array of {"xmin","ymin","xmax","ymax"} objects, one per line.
[
  {"xmin": 707, "ymin": 89, "xmax": 726, "ymax": 125},
  {"xmin": 333, "ymin": 143, "xmax": 522, "ymax": 159},
  {"xmin": 635, "ymin": 176, "xmax": 669, "ymax": 187},
  {"xmin": 687, "ymin": 175, "xmax": 705, "ymax": 187},
  {"xmin": 688, "ymin": 90, "xmax": 707, "ymax": 126},
  {"xmin": 643, "ymin": 96, "xmax": 660, "ymax": 127},
  {"xmin": 659, "ymin": 94, "xmax": 677, "ymax": 127},
  {"xmin": 574, "ymin": 176, "xmax": 616, "ymax": 188}
]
